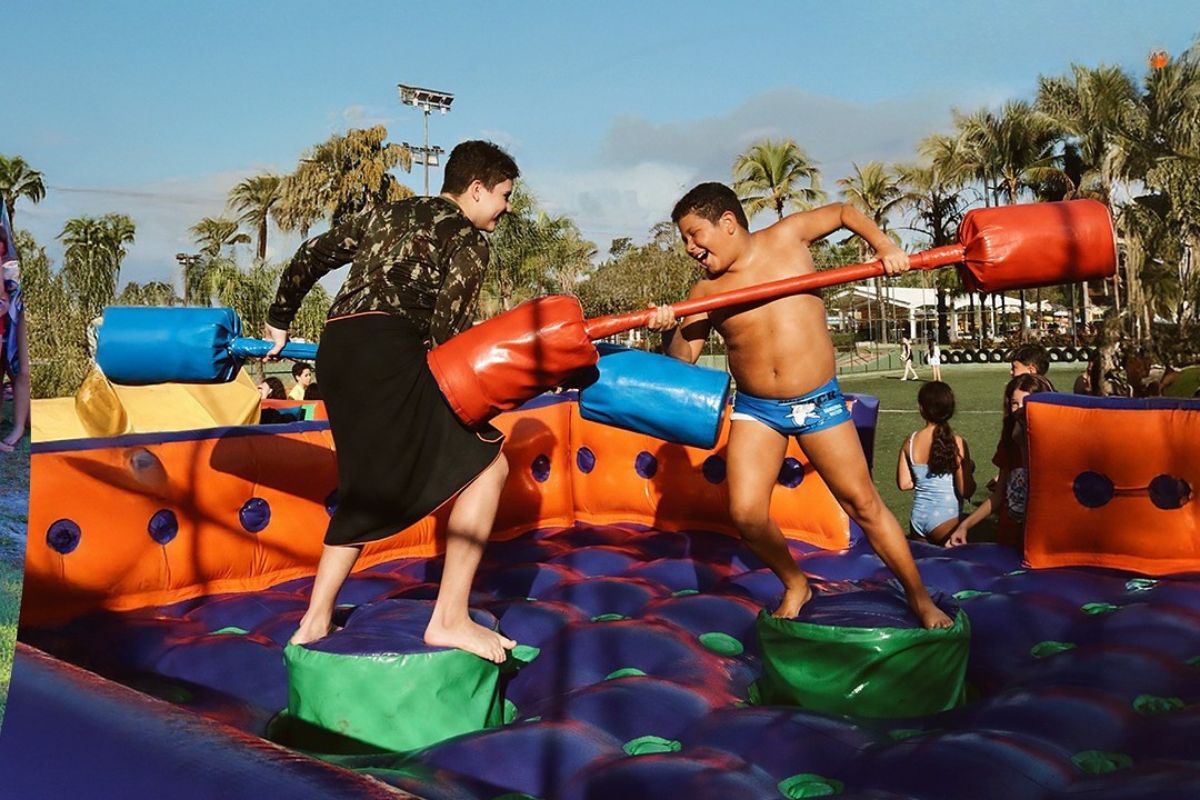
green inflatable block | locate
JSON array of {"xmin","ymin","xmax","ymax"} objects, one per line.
[
  {"xmin": 752, "ymin": 606, "xmax": 970, "ymax": 718},
  {"xmin": 284, "ymin": 600, "xmax": 506, "ymax": 753}
]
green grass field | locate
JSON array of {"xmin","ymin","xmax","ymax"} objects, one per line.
[
  {"xmin": 840, "ymin": 364, "xmax": 1025, "ymax": 542},
  {"xmin": 0, "ymin": 398, "xmax": 30, "ymax": 727}
]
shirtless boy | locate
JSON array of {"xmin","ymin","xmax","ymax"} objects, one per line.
[{"xmin": 650, "ymin": 182, "xmax": 952, "ymax": 629}]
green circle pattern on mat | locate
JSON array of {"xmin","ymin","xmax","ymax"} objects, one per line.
[
  {"xmin": 591, "ymin": 613, "xmax": 628, "ymax": 622},
  {"xmin": 671, "ymin": 588, "xmax": 699, "ymax": 596},
  {"xmin": 1187, "ymin": 656, "xmax": 1200, "ymax": 667},
  {"xmin": 1030, "ymin": 640, "xmax": 1076, "ymax": 658},
  {"xmin": 778, "ymin": 773, "xmax": 845, "ymax": 798},
  {"xmin": 622, "ymin": 735, "xmax": 682, "ymax": 756},
  {"xmin": 491, "ymin": 793, "xmax": 539, "ymax": 800},
  {"xmin": 952, "ymin": 590, "xmax": 991, "ymax": 600},
  {"xmin": 1125, "ymin": 578, "xmax": 1157, "ymax": 592},
  {"xmin": 1133, "ymin": 694, "xmax": 1185, "ymax": 715},
  {"xmin": 1080, "ymin": 602, "xmax": 1121, "ymax": 616},
  {"xmin": 888, "ymin": 728, "xmax": 924, "ymax": 741},
  {"xmin": 698, "ymin": 631, "xmax": 744, "ymax": 656},
  {"xmin": 605, "ymin": 667, "xmax": 647, "ymax": 680},
  {"xmin": 510, "ymin": 644, "xmax": 540, "ymax": 664},
  {"xmin": 1072, "ymin": 750, "xmax": 1134, "ymax": 775},
  {"xmin": 211, "ymin": 626, "xmax": 249, "ymax": 635}
]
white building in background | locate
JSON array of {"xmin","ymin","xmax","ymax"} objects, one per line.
[{"xmin": 828, "ymin": 283, "xmax": 1082, "ymax": 341}]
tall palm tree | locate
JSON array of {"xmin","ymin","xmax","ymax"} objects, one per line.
[
  {"xmin": 896, "ymin": 136, "xmax": 971, "ymax": 343},
  {"xmin": 1037, "ymin": 63, "xmax": 1140, "ymax": 330},
  {"xmin": 277, "ymin": 126, "xmax": 413, "ymax": 235},
  {"xmin": 59, "ymin": 213, "xmax": 136, "ymax": 319},
  {"xmin": 229, "ymin": 173, "xmax": 283, "ymax": 260},
  {"xmin": 732, "ymin": 139, "xmax": 826, "ymax": 221},
  {"xmin": 839, "ymin": 161, "xmax": 903, "ymax": 344},
  {"xmin": 957, "ymin": 101, "xmax": 1064, "ymax": 337},
  {"xmin": 190, "ymin": 216, "xmax": 250, "ymax": 260},
  {"xmin": 187, "ymin": 216, "xmax": 250, "ymax": 305},
  {"xmin": 0, "ymin": 155, "xmax": 47, "ymax": 228}
]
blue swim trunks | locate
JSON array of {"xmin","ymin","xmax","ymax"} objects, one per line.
[{"xmin": 731, "ymin": 376, "xmax": 853, "ymax": 436}]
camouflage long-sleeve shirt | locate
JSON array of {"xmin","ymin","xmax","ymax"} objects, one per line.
[{"xmin": 267, "ymin": 196, "xmax": 489, "ymax": 346}]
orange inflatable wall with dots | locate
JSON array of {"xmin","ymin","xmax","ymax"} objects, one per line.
[
  {"xmin": 1024, "ymin": 395, "xmax": 1200, "ymax": 575},
  {"xmin": 25, "ymin": 395, "xmax": 850, "ymax": 626}
]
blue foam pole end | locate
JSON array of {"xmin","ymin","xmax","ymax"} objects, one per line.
[{"xmin": 578, "ymin": 344, "xmax": 731, "ymax": 449}]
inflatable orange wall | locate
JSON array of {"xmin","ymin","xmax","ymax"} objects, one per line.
[
  {"xmin": 1024, "ymin": 395, "xmax": 1200, "ymax": 575},
  {"xmin": 25, "ymin": 395, "xmax": 850, "ymax": 626}
]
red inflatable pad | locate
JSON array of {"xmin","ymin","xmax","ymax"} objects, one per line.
[
  {"xmin": 427, "ymin": 296, "xmax": 597, "ymax": 428},
  {"xmin": 958, "ymin": 199, "xmax": 1116, "ymax": 293}
]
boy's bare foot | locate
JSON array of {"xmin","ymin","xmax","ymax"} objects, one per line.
[
  {"xmin": 289, "ymin": 615, "xmax": 334, "ymax": 646},
  {"xmin": 772, "ymin": 584, "xmax": 813, "ymax": 619},
  {"xmin": 424, "ymin": 619, "xmax": 517, "ymax": 664},
  {"xmin": 916, "ymin": 602, "xmax": 954, "ymax": 629}
]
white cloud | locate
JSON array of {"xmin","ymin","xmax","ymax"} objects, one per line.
[{"xmin": 523, "ymin": 87, "xmax": 995, "ymax": 249}]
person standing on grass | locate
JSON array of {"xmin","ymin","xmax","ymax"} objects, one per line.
[{"xmin": 900, "ymin": 337, "xmax": 919, "ymax": 381}]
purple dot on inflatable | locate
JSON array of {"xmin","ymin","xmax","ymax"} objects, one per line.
[
  {"xmin": 1149, "ymin": 475, "xmax": 1191, "ymax": 510},
  {"xmin": 239, "ymin": 497, "xmax": 271, "ymax": 533},
  {"xmin": 777, "ymin": 457, "xmax": 804, "ymax": 488},
  {"xmin": 532, "ymin": 454, "xmax": 552, "ymax": 483},
  {"xmin": 47, "ymin": 519, "xmax": 81, "ymax": 555},
  {"xmin": 702, "ymin": 455, "xmax": 726, "ymax": 484},
  {"xmin": 1073, "ymin": 471, "xmax": 1113, "ymax": 508},
  {"xmin": 324, "ymin": 490, "xmax": 339, "ymax": 516},
  {"xmin": 576, "ymin": 447, "xmax": 596, "ymax": 474},
  {"xmin": 635, "ymin": 451, "xmax": 658, "ymax": 479},
  {"xmin": 147, "ymin": 509, "xmax": 178, "ymax": 545}
]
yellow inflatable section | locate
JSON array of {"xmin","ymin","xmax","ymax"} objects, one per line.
[{"xmin": 33, "ymin": 367, "xmax": 263, "ymax": 442}]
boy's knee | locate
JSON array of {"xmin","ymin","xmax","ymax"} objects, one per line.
[
  {"xmin": 839, "ymin": 487, "xmax": 884, "ymax": 522},
  {"xmin": 729, "ymin": 500, "xmax": 771, "ymax": 535}
]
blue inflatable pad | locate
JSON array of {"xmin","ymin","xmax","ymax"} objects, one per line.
[{"xmin": 578, "ymin": 344, "xmax": 731, "ymax": 449}]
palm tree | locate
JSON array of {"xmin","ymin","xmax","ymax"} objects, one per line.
[
  {"xmin": 187, "ymin": 216, "xmax": 250, "ymax": 305},
  {"xmin": 957, "ymin": 101, "xmax": 1064, "ymax": 337},
  {"xmin": 229, "ymin": 173, "xmax": 283, "ymax": 260},
  {"xmin": 839, "ymin": 161, "xmax": 903, "ymax": 343},
  {"xmin": 277, "ymin": 126, "xmax": 413, "ymax": 235},
  {"xmin": 732, "ymin": 139, "xmax": 826, "ymax": 221},
  {"xmin": 896, "ymin": 135, "xmax": 972, "ymax": 343},
  {"xmin": 1037, "ymin": 64, "xmax": 1141, "ymax": 330},
  {"xmin": 0, "ymin": 155, "xmax": 47, "ymax": 228},
  {"xmin": 59, "ymin": 213, "xmax": 136, "ymax": 319}
]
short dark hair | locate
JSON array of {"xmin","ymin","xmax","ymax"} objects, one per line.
[
  {"xmin": 292, "ymin": 362, "xmax": 313, "ymax": 380},
  {"xmin": 1010, "ymin": 344, "xmax": 1050, "ymax": 375},
  {"xmin": 671, "ymin": 182, "xmax": 749, "ymax": 229},
  {"xmin": 441, "ymin": 140, "xmax": 520, "ymax": 195}
]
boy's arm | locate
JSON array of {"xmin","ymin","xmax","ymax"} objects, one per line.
[
  {"xmin": 779, "ymin": 202, "xmax": 910, "ymax": 275},
  {"xmin": 650, "ymin": 281, "xmax": 711, "ymax": 364}
]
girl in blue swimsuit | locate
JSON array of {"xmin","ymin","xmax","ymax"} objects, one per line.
[{"xmin": 896, "ymin": 381, "xmax": 976, "ymax": 544}]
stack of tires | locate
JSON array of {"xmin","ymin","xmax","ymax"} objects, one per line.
[{"xmin": 940, "ymin": 346, "xmax": 1097, "ymax": 365}]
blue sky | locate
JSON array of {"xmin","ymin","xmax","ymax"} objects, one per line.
[{"xmin": 8, "ymin": 1, "xmax": 1197, "ymax": 287}]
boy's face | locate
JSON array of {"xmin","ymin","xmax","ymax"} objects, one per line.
[
  {"xmin": 298, "ymin": 368, "xmax": 313, "ymax": 386},
  {"xmin": 676, "ymin": 211, "xmax": 737, "ymax": 276},
  {"xmin": 461, "ymin": 178, "xmax": 514, "ymax": 233}
]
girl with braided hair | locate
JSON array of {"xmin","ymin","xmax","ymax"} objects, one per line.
[{"xmin": 896, "ymin": 381, "xmax": 976, "ymax": 545}]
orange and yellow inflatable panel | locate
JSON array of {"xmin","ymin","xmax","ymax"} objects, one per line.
[{"xmin": 25, "ymin": 393, "xmax": 861, "ymax": 626}]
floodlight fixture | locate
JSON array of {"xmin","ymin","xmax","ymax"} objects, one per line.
[{"xmin": 398, "ymin": 84, "xmax": 455, "ymax": 194}]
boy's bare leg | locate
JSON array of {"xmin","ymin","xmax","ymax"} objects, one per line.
[
  {"xmin": 290, "ymin": 542, "xmax": 363, "ymax": 645},
  {"xmin": 798, "ymin": 421, "xmax": 953, "ymax": 629},
  {"xmin": 727, "ymin": 420, "xmax": 813, "ymax": 618},
  {"xmin": 424, "ymin": 454, "xmax": 517, "ymax": 663}
]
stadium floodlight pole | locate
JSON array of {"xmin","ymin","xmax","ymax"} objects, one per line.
[
  {"xmin": 398, "ymin": 84, "xmax": 454, "ymax": 195},
  {"xmin": 402, "ymin": 142, "xmax": 446, "ymax": 195}
]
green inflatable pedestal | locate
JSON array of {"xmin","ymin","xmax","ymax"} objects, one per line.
[
  {"xmin": 751, "ymin": 592, "xmax": 970, "ymax": 718},
  {"xmin": 284, "ymin": 600, "xmax": 507, "ymax": 752}
]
